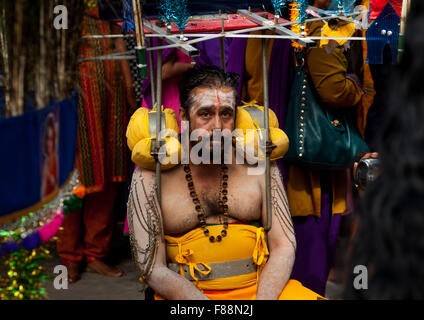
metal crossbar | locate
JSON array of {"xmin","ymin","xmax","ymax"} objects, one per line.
[
  {"xmin": 237, "ymin": 9, "xmax": 316, "ymax": 48},
  {"xmin": 142, "ymin": 18, "xmax": 199, "ymax": 57},
  {"xmin": 81, "ymin": 8, "xmax": 372, "ymax": 61},
  {"xmin": 308, "ymin": 5, "xmax": 367, "ymax": 28}
]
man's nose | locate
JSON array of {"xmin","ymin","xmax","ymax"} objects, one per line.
[{"xmin": 211, "ymin": 114, "xmax": 222, "ymax": 131}]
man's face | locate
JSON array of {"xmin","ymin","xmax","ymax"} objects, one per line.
[
  {"xmin": 186, "ymin": 86, "xmax": 236, "ymax": 132},
  {"xmin": 179, "ymin": 86, "xmax": 236, "ymax": 155}
]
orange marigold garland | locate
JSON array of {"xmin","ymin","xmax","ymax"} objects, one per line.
[{"xmin": 290, "ymin": 1, "xmax": 308, "ymax": 50}]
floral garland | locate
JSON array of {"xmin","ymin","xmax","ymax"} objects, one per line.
[
  {"xmin": 0, "ymin": 170, "xmax": 85, "ymax": 256},
  {"xmin": 0, "ymin": 170, "xmax": 85, "ymax": 300},
  {"xmin": 290, "ymin": 1, "xmax": 309, "ymax": 49}
]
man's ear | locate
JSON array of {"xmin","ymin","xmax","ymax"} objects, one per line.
[{"xmin": 178, "ymin": 108, "xmax": 188, "ymax": 121}]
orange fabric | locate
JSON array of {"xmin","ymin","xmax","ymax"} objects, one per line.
[
  {"xmin": 154, "ymin": 225, "xmax": 324, "ymax": 300},
  {"xmin": 164, "ymin": 225, "xmax": 269, "ymax": 290},
  {"xmin": 56, "ymin": 183, "xmax": 119, "ymax": 263},
  {"xmin": 154, "ymin": 279, "xmax": 324, "ymax": 300},
  {"xmin": 76, "ymin": 8, "xmax": 128, "ymax": 195},
  {"xmin": 286, "ymin": 166, "xmax": 348, "ymax": 217},
  {"xmin": 243, "ymin": 31, "xmax": 275, "ymax": 105},
  {"xmin": 305, "ymin": 21, "xmax": 364, "ymax": 109},
  {"xmin": 357, "ymin": 27, "xmax": 376, "ymax": 137},
  {"xmin": 72, "ymin": 185, "xmax": 87, "ymax": 199},
  {"xmin": 352, "ymin": 0, "xmax": 376, "ymax": 137},
  {"xmin": 286, "ymin": 166, "xmax": 321, "ymax": 217}
]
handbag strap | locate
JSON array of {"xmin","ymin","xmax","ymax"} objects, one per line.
[
  {"xmin": 293, "ymin": 50, "xmax": 325, "ymax": 108},
  {"xmin": 295, "ymin": 50, "xmax": 305, "ymax": 68}
]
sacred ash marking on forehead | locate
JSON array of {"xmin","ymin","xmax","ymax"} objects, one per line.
[{"xmin": 189, "ymin": 88, "xmax": 236, "ymax": 117}]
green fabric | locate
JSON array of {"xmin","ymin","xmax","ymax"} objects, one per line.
[
  {"xmin": 136, "ymin": 47, "xmax": 147, "ymax": 78},
  {"xmin": 284, "ymin": 65, "xmax": 369, "ymax": 169}
]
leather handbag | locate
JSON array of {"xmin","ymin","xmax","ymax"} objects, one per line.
[{"xmin": 283, "ymin": 62, "xmax": 369, "ymax": 169}]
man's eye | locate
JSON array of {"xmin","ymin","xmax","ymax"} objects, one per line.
[{"xmin": 222, "ymin": 111, "xmax": 233, "ymax": 117}]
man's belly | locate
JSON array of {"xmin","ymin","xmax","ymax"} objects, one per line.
[
  {"xmin": 164, "ymin": 215, "xmax": 260, "ymax": 236},
  {"xmin": 162, "ymin": 201, "xmax": 262, "ymax": 234}
]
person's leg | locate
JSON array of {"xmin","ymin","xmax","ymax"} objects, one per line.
[
  {"xmin": 56, "ymin": 208, "xmax": 84, "ymax": 282},
  {"xmin": 290, "ymin": 213, "xmax": 331, "ymax": 296},
  {"xmin": 290, "ymin": 172, "xmax": 337, "ymax": 296},
  {"xmin": 327, "ymin": 214, "xmax": 342, "ymax": 272},
  {"xmin": 82, "ymin": 183, "xmax": 123, "ymax": 277}
]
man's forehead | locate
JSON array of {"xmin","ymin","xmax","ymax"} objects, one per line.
[
  {"xmin": 192, "ymin": 86, "xmax": 234, "ymax": 95},
  {"xmin": 190, "ymin": 87, "xmax": 235, "ymax": 105}
]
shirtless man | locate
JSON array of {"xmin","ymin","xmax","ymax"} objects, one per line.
[{"xmin": 127, "ymin": 66, "xmax": 299, "ymax": 300}]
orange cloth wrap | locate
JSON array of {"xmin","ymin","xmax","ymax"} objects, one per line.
[{"xmin": 155, "ymin": 224, "xmax": 324, "ymax": 300}]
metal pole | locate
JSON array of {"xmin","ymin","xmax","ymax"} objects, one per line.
[
  {"xmin": 399, "ymin": 0, "xmax": 411, "ymax": 61},
  {"xmin": 155, "ymin": 39, "xmax": 163, "ymax": 202},
  {"xmin": 238, "ymin": 9, "xmax": 316, "ymax": 48},
  {"xmin": 133, "ymin": 0, "xmax": 148, "ymax": 78},
  {"xmin": 307, "ymin": 5, "xmax": 363, "ymax": 28},
  {"xmin": 219, "ymin": 11, "xmax": 226, "ymax": 72},
  {"xmin": 143, "ymin": 18, "xmax": 199, "ymax": 57},
  {"xmin": 148, "ymin": 37, "xmax": 156, "ymax": 106},
  {"xmin": 261, "ymin": 34, "xmax": 272, "ymax": 233}
]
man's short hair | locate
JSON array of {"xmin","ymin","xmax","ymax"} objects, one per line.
[{"xmin": 178, "ymin": 65, "xmax": 239, "ymax": 115}]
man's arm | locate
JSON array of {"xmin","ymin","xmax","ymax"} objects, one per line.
[
  {"xmin": 162, "ymin": 50, "xmax": 195, "ymax": 81},
  {"xmin": 256, "ymin": 163, "xmax": 296, "ymax": 300},
  {"xmin": 128, "ymin": 167, "xmax": 209, "ymax": 300}
]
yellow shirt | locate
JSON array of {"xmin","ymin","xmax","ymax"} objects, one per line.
[
  {"xmin": 243, "ymin": 30, "xmax": 275, "ymax": 105},
  {"xmin": 305, "ymin": 20, "xmax": 364, "ymax": 109}
]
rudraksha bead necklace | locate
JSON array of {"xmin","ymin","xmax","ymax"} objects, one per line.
[{"xmin": 183, "ymin": 164, "xmax": 229, "ymax": 243}]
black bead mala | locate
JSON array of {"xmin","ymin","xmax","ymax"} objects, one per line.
[{"xmin": 184, "ymin": 164, "xmax": 229, "ymax": 243}]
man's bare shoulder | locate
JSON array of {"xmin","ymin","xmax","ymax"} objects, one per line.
[
  {"xmin": 133, "ymin": 165, "xmax": 183, "ymax": 185},
  {"xmin": 233, "ymin": 161, "xmax": 272, "ymax": 177},
  {"xmin": 238, "ymin": 161, "xmax": 282, "ymax": 190}
]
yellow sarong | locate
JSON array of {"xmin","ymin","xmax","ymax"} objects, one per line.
[{"xmin": 155, "ymin": 224, "xmax": 325, "ymax": 300}]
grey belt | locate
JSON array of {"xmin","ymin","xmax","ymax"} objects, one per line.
[{"xmin": 167, "ymin": 257, "xmax": 257, "ymax": 281}]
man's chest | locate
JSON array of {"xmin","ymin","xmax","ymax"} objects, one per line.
[{"xmin": 160, "ymin": 176, "xmax": 262, "ymax": 234}]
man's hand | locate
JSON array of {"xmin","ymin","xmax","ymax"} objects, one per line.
[{"xmin": 163, "ymin": 61, "xmax": 196, "ymax": 80}]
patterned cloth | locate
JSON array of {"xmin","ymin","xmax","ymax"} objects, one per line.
[
  {"xmin": 124, "ymin": 36, "xmax": 144, "ymax": 105},
  {"xmin": 76, "ymin": 8, "xmax": 129, "ymax": 194}
]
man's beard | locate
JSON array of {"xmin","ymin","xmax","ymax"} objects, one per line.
[{"xmin": 190, "ymin": 134, "xmax": 232, "ymax": 164}]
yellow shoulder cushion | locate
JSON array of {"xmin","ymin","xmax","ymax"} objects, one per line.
[
  {"xmin": 235, "ymin": 102, "xmax": 289, "ymax": 161},
  {"xmin": 126, "ymin": 107, "xmax": 180, "ymax": 170},
  {"xmin": 126, "ymin": 103, "xmax": 290, "ymax": 169},
  {"xmin": 131, "ymin": 136, "xmax": 181, "ymax": 171}
]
